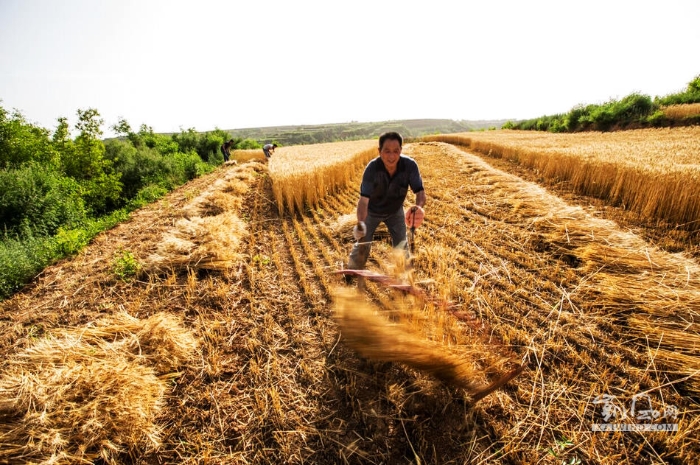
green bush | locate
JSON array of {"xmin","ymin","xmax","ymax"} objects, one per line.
[
  {"xmin": 0, "ymin": 207, "xmax": 133, "ymax": 300},
  {"xmin": 138, "ymin": 125, "xmax": 179, "ymax": 154},
  {"xmin": 0, "ymin": 105, "xmax": 57, "ymax": 168},
  {"xmin": 104, "ymin": 139, "xmax": 165, "ymax": 201},
  {"xmin": 54, "ymin": 226, "xmax": 91, "ymax": 255},
  {"xmin": 172, "ymin": 127, "xmax": 200, "ymax": 155},
  {"xmin": 518, "ymin": 119, "xmax": 538, "ymax": 131},
  {"xmin": 171, "ymin": 151, "xmax": 206, "ymax": 183},
  {"xmin": 52, "ymin": 208, "xmax": 130, "ymax": 258},
  {"xmin": 87, "ymin": 208, "xmax": 131, "ymax": 234},
  {"xmin": 112, "ymin": 248, "xmax": 141, "ymax": 281},
  {"xmin": 165, "ymin": 127, "xmax": 261, "ymax": 162},
  {"xmin": 690, "ymin": 75, "xmax": 700, "ymax": 93},
  {"xmin": 0, "ymin": 164, "xmax": 86, "ymax": 237},
  {"xmin": 238, "ymin": 138, "xmax": 262, "ymax": 150},
  {"xmin": 128, "ymin": 184, "xmax": 169, "ymax": 209},
  {"xmin": 104, "ymin": 139, "xmax": 213, "ymax": 205},
  {"xmin": 578, "ymin": 93, "xmax": 654, "ymax": 130},
  {"xmin": 197, "ymin": 130, "xmax": 229, "ymax": 162},
  {"xmin": 79, "ymin": 171, "xmax": 123, "ymax": 216},
  {"xmin": 58, "ymin": 109, "xmax": 124, "ymax": 215},
  {"xmin": 615, "ymin": 93, "xmax": 654, "ymax": 121},
  {"xmin": 0, "ymin": 235, "xmax": 57, "ymax": 299},
  {"xmin": 512, "ymin": 77, "xmax": 700, "ymax": 133},
  {"xmin": 549, "ymin": 118, "xmax": 566, "ymax": 133},
  {"xmin": 586, "ymin": 104, "xmax": 616, "ymax": 130},
  {"xmin": 656, "ymin": 75, "xmax": 700, "ymax": 105},
  {"xmin": 646, "ymin": 110, "xmax": 668, "ymax": 126}
]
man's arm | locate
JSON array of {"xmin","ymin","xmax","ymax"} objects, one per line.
[
  {"xmin": 415, "ymin": 190, "xmax": 426, "ymax": 209},
  {"xmin": 356, "ymin": 196, "xmax": 369, "ymax": 223}
]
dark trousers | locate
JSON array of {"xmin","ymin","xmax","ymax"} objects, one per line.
[{"xmin": 347, "ymin": 206, "xmax": 408, "ymax": 270}]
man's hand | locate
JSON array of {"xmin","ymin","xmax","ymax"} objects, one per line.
[
  {"xmin": 405, "ymin": 206, "xmax": 425, "ymax": 228},
  {"xmin": 353, "ymin": 222, "xmax": 366, "ymax": 241}
]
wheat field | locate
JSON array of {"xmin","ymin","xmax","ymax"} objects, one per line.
[
  {"xmin": 423, "ymin": 127, "xmax": 700, "ymax": 231},
  {"xmin": 0, "ymin": 131, "xmax": 698, "ymax": 464},
  {"xmin": 662, "ymin": 103, "xmax": 700, "ymax": 120},
  {"xmin": 268, "ymin": 140, "xmax": 377, "ymax": 214}
]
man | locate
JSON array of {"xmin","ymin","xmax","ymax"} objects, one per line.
[
  {"xmin": 263, "ymin": 143, "xmax": 277, "ymax": 158},
  {"xmin": 220, "ymin": 139, "xmax": 234, "ymax": 162},
  {"xmin": 347, "ymin": 131, "xmax": 426, "ymax": 271}
]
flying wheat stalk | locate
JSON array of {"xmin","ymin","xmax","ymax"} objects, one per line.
[{"xmin": 332, "ymin": 287, "xmax": 522, "ymax": 401}]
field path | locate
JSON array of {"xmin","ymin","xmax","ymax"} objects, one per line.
[{"xmin": 1, "ymin": 143, "xmax": 697, "ymax": 464}]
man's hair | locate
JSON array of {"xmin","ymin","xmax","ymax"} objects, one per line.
[{"xmin": 378, "ymin": 132, "xmax": 403, "ymax": 150}]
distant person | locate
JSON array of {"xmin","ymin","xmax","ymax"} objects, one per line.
[
  {"xmin": 263, "ymin": 143, "xmax": 277, "ymax": 158},
  {"xmin": 346, "ymin": 131, "xmax": 426, "ymax": 272},
  {"xmin": 220, "ymin": 139, "xmax": 234, "ymax": 162}
]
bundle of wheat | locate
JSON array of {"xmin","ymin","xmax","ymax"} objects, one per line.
[
  {"xmin": 230, "ymin": 149, "xmax": 266, "ymax": 163},
  {"xmin": 144, "ymin": 164, "xmax": 257, "ymax": 273},
  {"xmin": 0, "ymin": 312, "xmax": 198, "ymax": 464}
]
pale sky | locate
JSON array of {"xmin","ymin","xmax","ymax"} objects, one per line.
[{"xmin": 1, "ymin": 0, "xmax": 698, "ymax": 137}]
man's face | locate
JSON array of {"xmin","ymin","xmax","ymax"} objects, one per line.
[{"xmin": 379, "ymin": 139, "xmax": 401, "ymax": 172}]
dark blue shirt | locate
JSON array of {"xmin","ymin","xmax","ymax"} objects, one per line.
[{"xmin": 360, "ymin": 155, "xmax": 424, "ymax": 215}]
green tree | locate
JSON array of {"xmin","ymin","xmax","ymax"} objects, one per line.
[
  {"xmin": 111, "ymin": 117, "xmax": 145, "ymax": 147},
  {"xmin": 238, "ymin": 138, "xmax": 262, "ymax": 149},
  {"xmin": 688, "ymin": 75, "xmax": 700, "ymax": 93},
  {"xmin": 0, "ymin": 104, "xmax": 54, "ymax": 168},
  {"xmin": 52, "ymin": 117, "xmax": 71, "ymax": 145},
  {"xmin": 62, "ymin": 109, "xmax": 122, "ymax": 214},
  {"xmin": 137, "ymin": 124, "xmax": 178, "ymax": 154},
  {"xmin": 616, "ymin": 93, "xmax": 653, "ymax": 121},
  {"xmin": 51, "ymin": 117, "xmax": 75, "ymax": 171},
  {"xmin": 197, "ymin": 128, "xmax": 230, "ymax": 162},
  {"xmin": 111, "ymin": 118, "xmax": 132, "ymax": 137},
  {"xmin": 104, "ymin": 139, "xmax": 169, "ymax": 201},
  {"xmin": 172, "ymin": 127, "xmax": 200, "ymax": 155}
]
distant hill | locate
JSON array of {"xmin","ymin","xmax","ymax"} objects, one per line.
[{"xmin": 224, "ymin": 118, "xmax": 510, "ymax": 146}]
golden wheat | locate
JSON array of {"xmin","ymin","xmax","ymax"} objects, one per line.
[
  {"xmin": 423, "ymin": 127, "xmax": 700, "ymax": 229},
  {"xmin": 331, "ymin": 286, "xmax": 513, "ymax": 398},
  {"xmin": 231, "ymin": 148, "xmax": 267, "ymax": 162},
  {"xmin": 662, "ymin": 103, "xmax": 700, "ymax": 120},
  {"xmin": 268, "ymin": 140, "xmax": 377, "ymax": 215},
  {"xmin": 144, "ymin": 163, "xmax": 256, "ymax": 272},
  {"xmin": 0, "ymin": 312, "xmax": 197, "ymax": 464}
]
